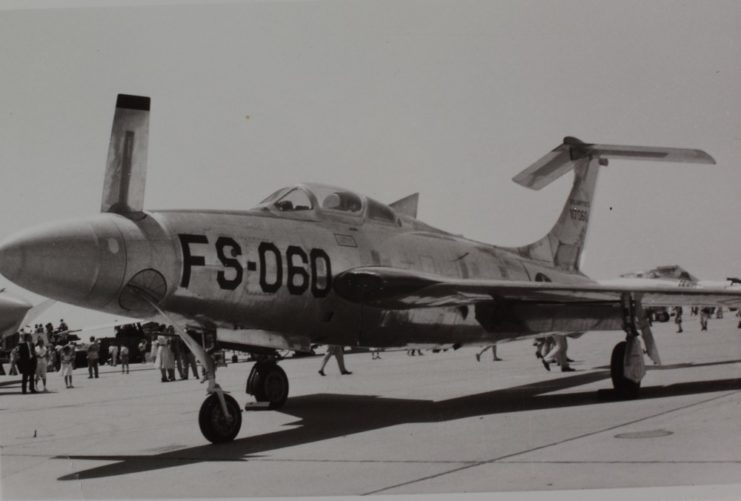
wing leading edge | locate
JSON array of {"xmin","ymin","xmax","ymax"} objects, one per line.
[{"xmin": 334, "ymin": 267, "xmax": 741, "ymax": 309}]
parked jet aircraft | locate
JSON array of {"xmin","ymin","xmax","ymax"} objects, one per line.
[
  {"xmin": 0, "ymin": 289, "xmax": 53, "ymax": 340},
  {"xmin": 613, "ymin": 265, "xmax": 702, "ymax": 322},
  {"xmin": 0, "ymin": 290, "xmax": 33, "ymax": 340},
  {"xmin": 1, "ymin": 94, "xmax": 740, "ymax": 443}
]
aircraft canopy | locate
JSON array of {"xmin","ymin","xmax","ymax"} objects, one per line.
[{"xmin": 256, "ymin": 183, "xmax": 400, "ymax": 224}]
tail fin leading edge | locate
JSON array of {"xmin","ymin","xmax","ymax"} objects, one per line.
[
  {"xmin": 101, "ymin": 94, "xmax": 150, "ymax": 214},
  {"xmin": 513, "ymin": 137, "xmax": 715, "ymax": 272}
]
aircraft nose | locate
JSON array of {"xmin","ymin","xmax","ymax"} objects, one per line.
[{"xmin": 0, "ymin": 216, "xmax": 127, "ymax": 308}]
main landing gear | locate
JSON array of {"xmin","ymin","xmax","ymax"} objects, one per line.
[
  {"xmin": 246, "ymin": 359, "xmax": 289, "ymax": 409},
  {"xmin": 610, "ymin": 340, "xmax": 641, "ymax": 399},
  {"xmin": 610, "ymin": 293, "xmax": 661, "ymax": 399}
]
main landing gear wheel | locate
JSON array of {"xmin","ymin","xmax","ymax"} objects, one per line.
[
  {"xmin": 246, "ymin": 361, "xmax": 289, "ymax": 409},
  {"xmin": 610, "ymin": 341, "xmax": 640, "ymax": 399},
  {"xmin": 198, "ymin": 393, "xmax": 242, "ymax": 443}
]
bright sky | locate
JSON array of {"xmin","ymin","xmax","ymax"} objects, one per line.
[{"xmin": 1, "ymin": 0, "xmax": 740, "ymax": 330}]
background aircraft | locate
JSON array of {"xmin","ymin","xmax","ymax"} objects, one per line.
[
  {"xmin": 1, "ymin": 95, "xmax": 740, "ymax": 443},
  {"xmin": 0, "ymin": 289, "xmax": 53, "ymax": 341},
  {"xmin": 0, "ymin": 290, "xmax": 32, "ymax": 340}
]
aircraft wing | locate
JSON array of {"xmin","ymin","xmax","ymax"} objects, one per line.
[{"xmin": 334, "ymin": 267, "xmax": 741, "ymax": 309}]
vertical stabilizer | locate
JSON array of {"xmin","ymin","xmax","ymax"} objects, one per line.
[
  {"xmin": 101, "ymin": 94, "xmax": 150, "ymax": 214},
  {"xmin": 512, "ymin": 137, "xmax": 714, "ymax": 272}
]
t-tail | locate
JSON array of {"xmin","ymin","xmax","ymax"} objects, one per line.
[{"xmin": 511, "ymin": 136, "xmax": 715, "ymax": 273}]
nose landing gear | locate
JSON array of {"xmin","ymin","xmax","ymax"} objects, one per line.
[{"xmin": 199, "ymin": 393, "xmax": 242, "ymax": 443}]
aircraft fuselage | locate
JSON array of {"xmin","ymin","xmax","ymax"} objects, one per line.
[{"xmin": 0, "ymin": 204, "xmax": 624, "ymax": 351}]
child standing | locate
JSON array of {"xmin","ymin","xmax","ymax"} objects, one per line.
[
  {"xmin": 60, "ymin": 345, "xmax": 75, "ymax": 388},
  {"xmin": 120, "ymin": 345, "xmax": 130, "ymax": 374}
]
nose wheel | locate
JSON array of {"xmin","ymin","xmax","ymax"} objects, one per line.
[
  {"xmin": 199, "ymin": 393, "xmax": 242, "ymax": 443},
  {"xmin": 247, "ymin": 360, "xmax": 289, "ymax": 409}
]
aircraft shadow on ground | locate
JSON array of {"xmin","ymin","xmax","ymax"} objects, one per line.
[{"xmin": 55, "ymin": 368, "xmax": 741, "ymax": 481}]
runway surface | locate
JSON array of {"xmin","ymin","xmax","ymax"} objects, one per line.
[{"xmin": 2, "ymin": 315, "xmax": 741, "ymax": 499}]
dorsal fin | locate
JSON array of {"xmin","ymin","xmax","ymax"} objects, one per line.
[{"xmin": 389, "ymin": 193, "xmax": 419, "ymax": 218}]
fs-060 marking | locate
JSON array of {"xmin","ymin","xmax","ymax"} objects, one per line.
[{"xmin": 178, "ymin": 234, "xmax": 332, "ymax": 297}]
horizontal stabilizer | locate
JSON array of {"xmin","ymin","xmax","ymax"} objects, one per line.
[
  {"xmin": 389, "ymin": 193, "xmax": 419, "ymax": 218},
  {"xmin": 513, "ymin": 136, "xmax": 715, "ymax": 191},
  {"xmin": 101, "ymin": 94, "xmax": 150, "ymax": 213}
]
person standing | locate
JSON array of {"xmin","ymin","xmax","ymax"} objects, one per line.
[
  {"xmin": 9, "ymin": 345, "xmax": 20, "ymax": 376},
  {"xmin": 700, "ymin": 307, "xmax": 711, "ymax": 331},
  {"xmin": 172, "ymin": 337, "xmax": 185, "ymax": 379},
  {"xmin": 18, "ymin": 333, "xmax": 37, "ymax": 394},
  {"xmin": 120, "ymin": 345, "xmax": 130, "ymax": 374},
  {"xmin": 176, "ymin": 336, "xmax": 198, "ymax": 380},
  {"xmin": 674, "ymin": 306, "xmax": 683, "ymax": 333},
  {"xmin": 138, "ymin": 339, "xmax": 148, "ymax": 363},
  {"xmin": 542, "ymin": 335, "xmax": 574, "ymax": 372},
  {"xmin": 108, "ymin": 344, "xmax": 118, "ymax": 366},
  {"xmin": 156, "ymin": 335, "xmax": 176, "ymax": 382},
  {"xmin": 34, "ymin": 338, "xmax": 49, "ymax": 391},
  {"xmin": 318, "ymin": 345, "xmax": 352, "ymax": 376},
  {"xmin": 60, "ymin": 344, "xmax": 75, "ymax": 388},
  {"xmin": 87, "ymin": 336, "xmax": 100, "ymax": 378}
]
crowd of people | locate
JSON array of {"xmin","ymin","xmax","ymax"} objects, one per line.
[
  {"xmin": 4, "ymin": 306, "xmax": 740, "ymax": 394},
  {"xmin": 1, "ymin": 320, "xmax": 207, "ymax": 393},
  {"xmin": 673, "ymin": 306, "xmax": 734, "ymax": 333}
]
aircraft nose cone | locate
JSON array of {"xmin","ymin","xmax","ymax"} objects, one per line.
[{"xmin": 0, "ymin": 217, "xmax": 127, "ymax": 308}]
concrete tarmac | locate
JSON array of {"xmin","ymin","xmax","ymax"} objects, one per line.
[{"xmin": 2, "ymin": 316, "xmax": 741, "ymax": 499}]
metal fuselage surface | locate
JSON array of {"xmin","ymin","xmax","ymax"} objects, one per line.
[{"xmin": 19, "ymin": 199, "xmax": 613, "ymax": 352}]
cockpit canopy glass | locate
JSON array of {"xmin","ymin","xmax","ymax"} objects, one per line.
[
  {"xmin": 272, "ymin": 188, "xmax": 313, "ymax": 212},
  {"xmin": 367, "ymin": 198, "xmax": 397, "ymax": 223},
  {"xmin": 310, "ymin": 185, "xmax": 363, "ymax": 214}
]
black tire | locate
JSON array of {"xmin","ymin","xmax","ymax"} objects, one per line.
[
  {"xmin": 246, "ymin": 363, "xmax": 260, "ymax": 396},
  {"xmin": 248, "ymin": 362, "xmax": 289, "ymax": 409},
  {"xmin": 198, "ymin": 393, "xmax": 242, "ymax": 443},
  {"xmin": 610, "ymin": 341, "xmax": 641, "ymax": 399}
]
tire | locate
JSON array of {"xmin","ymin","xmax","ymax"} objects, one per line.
[
  {"xmin": 198, "ymin": 393, "xmax": 242, "ymax": 443},
  {"xmin": 248, "ymin": 362, "xmax": 289, "ymax": 409},
  {"xmin": 610, "ymin": 341, "xmax": 641, "ymax": 399}
]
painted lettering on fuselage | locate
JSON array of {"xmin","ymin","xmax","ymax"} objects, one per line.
[{"xmin": 177, "ymin": 234, "xmax": 332, "ymax": 297}]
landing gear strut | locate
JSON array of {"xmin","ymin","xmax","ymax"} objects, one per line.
[
  {"xmin": 142, "ymin": 300, "xmax": 244, "ymax": 443},
  {"xmin": 246, "ymin": 360, "xmax": 289, "ymax": 408},
  {"xmin": 610, "ymin": 293, "xmax": 656, "ymax": 399}
]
